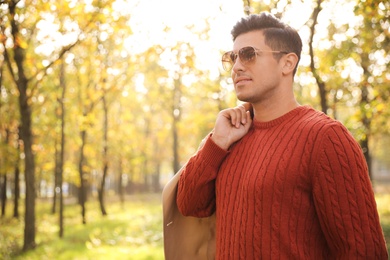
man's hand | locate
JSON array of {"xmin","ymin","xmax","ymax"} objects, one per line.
[{"xmin": 211, "ymin": 103, "xmax": 253, "ymax": 150}]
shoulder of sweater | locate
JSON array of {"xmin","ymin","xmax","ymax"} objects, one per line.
[
  {"xmin": 299, "ymin": 106, "xmax": 347, "ymax": 131},
  {"xmin": 305, "ymin": 109, "xmax": 365, "ymax": 180},
  {"xmin": 297, "ymin": 107, "xmax": 358, "ymax": 148}
]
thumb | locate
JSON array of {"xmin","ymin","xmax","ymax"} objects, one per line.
[
  {"xmin": 241, "ymin": 102, "xmax": 251, "ymax": 111},
  {"xmin": 245, "ymin": 111, "xmax": 252, "ymax": 130}
]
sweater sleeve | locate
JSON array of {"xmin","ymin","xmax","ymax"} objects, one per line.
[
  {"xmin": 176, "ymin": 134, "xmax": 229, "ymax": 218},
  {"xmin": 311, "ymin": 123, "xmax": 388, "ymax": 259}
]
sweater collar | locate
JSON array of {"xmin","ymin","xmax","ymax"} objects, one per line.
[{"xmin": 251, "ymin": 105, "xmax": 311, "ymax": 129}]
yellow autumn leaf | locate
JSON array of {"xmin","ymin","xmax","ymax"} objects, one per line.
[
  {"xmin": 15, "ymin": 35, "xmax": 28, "ymax": 49},
  {"xmin": 376, "ymin": 103, "xmax": 385, "ymax": 113},
  {"xmin": 0, "ymin": 34, "xmax": 6, "ymax": 43}
]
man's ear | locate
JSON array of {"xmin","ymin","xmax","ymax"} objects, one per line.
[{"xmin": 282, "ymin": 53, "xmax": 298, "ymax": 75}]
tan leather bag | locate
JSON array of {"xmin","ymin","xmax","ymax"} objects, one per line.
[{"xmin": 162, "ymin": 137, "xmax": 216, "ymax": 260}]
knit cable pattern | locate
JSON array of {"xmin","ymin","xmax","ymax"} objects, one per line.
[{"xmin": 176, "ymin": 106, "xmax": 388, "ymax": 259}]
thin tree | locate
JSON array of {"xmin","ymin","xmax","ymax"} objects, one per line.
[
  {"xmin": 58, "ymin": 59, "xmax": 66, "ymax": 237},
  {"xmin": 4, "ymin": 1, "xmax": 37, "ymax": 249},
  {"xmin": 308, "ymin": 0, "xmax": 328, "ymax": 114},
  {"xmin": 0, "ymin": 170, "xmax": 6, "ymax": 217},
  {"xmin": 1, "ymin": 1, "xmax": 81, "ymax": 249},
  {"xmin": 13, "ymin": 127, "xmax": 21, "ymax": 218},
  {"xmin": 98, "ymin": 94, "xmax": 108, "ymax": 216}
]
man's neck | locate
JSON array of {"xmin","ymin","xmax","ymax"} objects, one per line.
[{"xmin": 252, "ymin": 97, "xmax": 300, "ymax": 122}]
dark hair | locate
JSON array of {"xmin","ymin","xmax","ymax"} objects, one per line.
[{"xmin": 231, "ymin": 12, "xmax": 302, "ymax": 75}]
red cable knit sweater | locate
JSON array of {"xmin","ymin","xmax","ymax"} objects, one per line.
[{"xmin": 177, "ymin": 106, "xmax": 388, "ymax": 259}]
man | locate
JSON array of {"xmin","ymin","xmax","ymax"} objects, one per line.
[{"xmin": 165, "ymin": 12, "xmax": 388, "ymax": 259}]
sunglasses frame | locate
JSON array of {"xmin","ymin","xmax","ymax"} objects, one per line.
[{"xmin": 222, "ymin": 46, "xmax": 288, "ymax": 71}]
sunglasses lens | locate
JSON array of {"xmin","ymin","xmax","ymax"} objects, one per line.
[
  {"xmin": 229, "ymin": 52, "xmax": 237, "ymax": 63},
  {"xmin": 221, "ymin": 47, "xmax": 257, "ymax": 71},
  {"xmin": 222, "ymin": 51, "xmax": 234, "ymax": 71},
  {"xmin": 240, "ymin": 47, "xmax": 256, "ymax": 64}
]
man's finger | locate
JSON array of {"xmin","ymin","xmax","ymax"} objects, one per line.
[{"xmin": 241, "ymin": 102, "xmax": 252, "ymax": 112}]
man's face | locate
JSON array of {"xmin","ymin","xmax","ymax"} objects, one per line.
[{"xmin": 231, "ymin": 30, "xmax": 285, "ymax": 104}]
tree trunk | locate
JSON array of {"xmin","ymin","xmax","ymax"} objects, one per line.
[
  {"xmin": 98, "ymin": 96, "xmax": 108, "ymax": 216},
  {"xmin": 359, "ymin": 50, "xmax": 373, "ymax": 179},
  {"xmin": 172, "ymin": 120, "xmax": 179, "ymax": 174},
  {"xmin": 8, "ymin": 0, "xmax": 36, "ymax": 250},
  {"xmin": 117, "ymin": 103, "xmax": 125, "ymax": 206},
  {"xmin": 0, "ymin": 63, "xmax": 4, "ymax": 218},
  {"xmin": 118, "ymin": 158, "xmax": 124, "ymax": 207},
  {"xmin": 19, "ymin": 85, "xmax": 36, "ymax": 251},
  {"xmin": 98, "ymin": 171, "xmax": 107, "ymax": 216},
  {"xmin": 13, "ymin": 126, "xmax": 21, "ymax": 219},
  {"xmin": 78, "ymin": 129, "xmax": 87, "ymax": 224},
  {"xmin": 6, "ymin": 0, "xmax": 79, "ymax": 247},
  {"xmin": 172, "ymin": 78, "xmax": 182, "ymax": 174},
  {"xmin": 58, "ymin": 59, "xmax": 66, "ymax": 237},
  {"xmin": 308, "ymin": 0, "xmax": 328, "ymax": 115},
  {"xmin": 1, "ymin": 128, "xmax": 9, "ymax": 218},
  {"xmin": 52, "ymin": 138, "xmax": 59, "ymax": 214},
  {"xmin": 13, "ymin": 162, "xmax": 20, "ymax": 219},
  {"xmin": 360, "ymin": 82, "xmax": 372, "ymax": 178},
  {"xmin": 1, "ymin": 174, "xmax": 6, "ymax": 217},
  {"xmin": 360, "ymin": 135, "xmax": 371, "ymax": 176}
]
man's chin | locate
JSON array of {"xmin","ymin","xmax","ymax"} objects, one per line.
[{"xmin": 235, "ymin": 93, "xmax": 249, "ymax": 102}]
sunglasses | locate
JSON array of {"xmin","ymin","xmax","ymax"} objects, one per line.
[{"xmin": 221, "ymin": 46, "xmax": 288, "ymax": 71}]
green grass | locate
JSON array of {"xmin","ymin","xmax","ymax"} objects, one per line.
[
  {"xmin": 1, "ymin": 193, "xmax": 389, "ymax": 259},
  {"xmin": 0, "ymin": 194, "xmax": 164, "ymax": 260}
]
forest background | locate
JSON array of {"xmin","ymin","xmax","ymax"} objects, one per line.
[{"xmin": 0, "ymin": 0, "xmax": 389, "ymax": 258}]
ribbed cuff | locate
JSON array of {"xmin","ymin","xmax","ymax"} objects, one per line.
[{"xmin": 199, "ymin": 134, "xmax": 229, "ymax": 169}]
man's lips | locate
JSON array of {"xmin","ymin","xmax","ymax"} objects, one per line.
[{"xmin": 234, "ymin": 76, "xmax": 252, "ymax": 85}]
